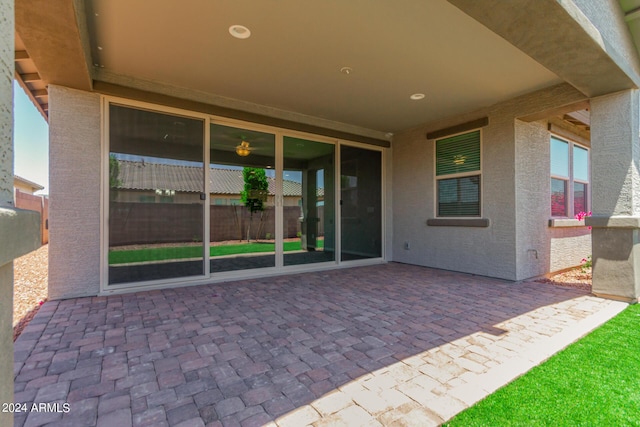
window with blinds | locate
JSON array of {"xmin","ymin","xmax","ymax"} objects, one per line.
[{"xmin": 435, "ymin": 130, "xmax": 481, "ymax": 217}]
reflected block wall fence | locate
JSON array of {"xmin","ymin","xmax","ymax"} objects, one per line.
[
  {"xmin": 15, "ymin": 190, "xmax": 48, "ymax": 244},
  {"xmin": 110, "ymin": 203, "xmax": 323, "ymax": 246}
]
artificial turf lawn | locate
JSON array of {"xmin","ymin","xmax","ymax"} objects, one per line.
[
  {"xmin": 109, "ymin": 240, "xmax": 324, "ymax": 264},
  {"xmin": 444, "ymin": 304, "xmax": 640, "ymax": 427}
]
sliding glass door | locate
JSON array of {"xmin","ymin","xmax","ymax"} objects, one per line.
[
  {"xmin": 108, "ymin": 104, "xmax": 206, "ymax": 285},
  {"xmin": 283, "ymin": 137, "xmax": 336, "ymax": 266},
  {"xmin": 209, "ymin": 124, "xmax": 276, "ymax": 272},
  {"xmin": 340, "ymin": 145, "xmax": 382, "ymax": 261},
  {"xmin": 106, "ymin": 102, "xmax": 383, "ymax": 288}
]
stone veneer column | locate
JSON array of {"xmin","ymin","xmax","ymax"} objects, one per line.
[
  {"xmin": 587, "ymin": 90, "xmax": 640, "ymax": 302},
  {"xmin": 0, "ymin": 0, "xmax": 14, "ymax": 425}
]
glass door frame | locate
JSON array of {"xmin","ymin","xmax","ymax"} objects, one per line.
[
  {"xmin": 100, "ymin": 96, "xmax": 386, "ymax": 294},
  {"xmin": 339, "ymin": 143, "xmax": 385, "ymax": 263},
  {"xmin": 207, "ymin": 118, "xmax": 281, "ymax": 277},
  {"xmin": 208, "ymin": 117, "xmax": 344, "ymax": 280},
  {"xmin": 100, "ymin": 97, "xmax": 213, "ymax": 293}
]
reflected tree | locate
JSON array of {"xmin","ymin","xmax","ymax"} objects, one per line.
[
  {"xmin": 241, "ymin": 167, "xmax": 268, "ymax": 241},
  {"xmin": 109, "ymin": 155, "xmax": 121, "ymax": 188}
]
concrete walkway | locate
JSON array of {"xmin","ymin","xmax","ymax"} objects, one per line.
[{"xmin": 13, "ymin": 263, "xmax": 627, "ymax": 426}]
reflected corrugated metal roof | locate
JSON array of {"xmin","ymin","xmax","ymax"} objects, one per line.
[{"xmin": 115, "ymin": 160, "xmax": 309, "ymax": 196}]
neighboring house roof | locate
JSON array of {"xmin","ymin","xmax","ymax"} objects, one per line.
[
  {"xmin": 115, "ymin": 160, "xmax": 316, "ymax": 197},
  {"xmin": 13, "ymin": 175, "xmax": 45, "ymax": 193}
]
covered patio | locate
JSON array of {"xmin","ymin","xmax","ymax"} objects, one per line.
[
  {"xmin": 5, "ymin": 1, "xmax": 640, "ymax": 426},
  {"xmin": 13, "ymin": 263, "xmax": 625, "ymax": 427}
]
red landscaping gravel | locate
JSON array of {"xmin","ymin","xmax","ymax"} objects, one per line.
[
  {"xmin": 13, "ymin": 244, "xmax": 48, "ymax": 340},
  {"xmin": 535, "ymin": 266, "xmax": 592, "ymax": 292}
]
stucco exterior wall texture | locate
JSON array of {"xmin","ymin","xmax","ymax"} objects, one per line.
[
  {"xmin": 589, "ymin": 90, "xmax": 640, "ymax": 300},
  {"xmin": 49, "ymin": 85, "xmax": 102, "ymax": 299},
  {"xmin": 573, "ymin": 0, "xmax": 640, "ymax": 79},
  {"xmin": 392, "ymin": 84, "xmax": 589, "ymax": 281},
  {"xmin": 514, "ymin": 119, "xmax": 548, "ymax": 279},
  {"xmin": 591, "ymin": 90, "xmax": 640, "ymax": 217},
  {"xmin": 392, "ymin": 110, "xmax": 518, "ymax": 280},
  {"xmin": 514, "ymin": 119, "xmax": 590, "ymax": 279},
  {"xmin": 0, "ymin": 0, "xmax": 14, "ymax": 423},
  {"xmin": 0, "ymin": 1, "xmax": 12, "ymax": 207}
]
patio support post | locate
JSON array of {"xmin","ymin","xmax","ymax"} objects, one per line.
[
  {"xmin": 587, "ymin": 89, "xmax": 640, "ymax": 302},
  {"xmin": 0, "ymin": 0, "xmax": 15, "ymax": 424},
  {"xmin": 1, "ymin": 3, "xmax": 40, "ymax": 423}
]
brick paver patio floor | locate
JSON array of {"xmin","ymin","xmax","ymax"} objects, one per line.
[{"xmin": 13, "ymin": 263, "xmax": 627, "ymax": 426}]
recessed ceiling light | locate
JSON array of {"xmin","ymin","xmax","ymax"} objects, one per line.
[
  {"xmin": 410, "ymin": 93, "xmax": 425, "ymax": 100},
  {"xmin": 340, "ymin": 67, "xmax": 353, "ymax": 75},
  {"xmin": 229, "ymin": 25, "xmax": 251, "ymax": 39}
]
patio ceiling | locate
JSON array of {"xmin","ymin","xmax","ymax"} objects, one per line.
[
  {"xmin": 16, "ymin": 0, "xmax": 564, "ymax": 135},
  {"xmin": 14, "ymin": 1, "xmax": 640, "ymax": 135},
  {"xmin": 83, "ymin": 0, "xmax": 565, "ymax": 133}
]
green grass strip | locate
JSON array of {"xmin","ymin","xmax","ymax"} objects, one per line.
[
  {"xmin": 444, "ymin": 304, "xmax": 640, "ymax": 427},
  {"xmin": 109, "ymin": 240, "xmax": 324, "ymax": 264}
]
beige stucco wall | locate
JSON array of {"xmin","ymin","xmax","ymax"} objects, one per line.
[
  {"xmin": 0, "ymin": 3, "xmax": 12, "ymax": 208},
  {"xmin": 392, "ymin": 110, "xmax": 517, "ymax": 279},
  {"xmin": 591, "ymin": 90, "xmax": 640, "ymax": 217},
  {"xmin": 392, "ymin": 83, "xmax": 590, "ymax": 281},
  {"xmin": 588, "ymin": 90, "xmax": 640, "ymax": 300},
  {"xmin": 573, "ymin": 0, "xmax": 640, "ymax": 79},
  {"xmin": 49, "ymin": 85, "xmax": 102, "ymax": 299},
  {"xmin": 514, "ymin": 119, "xmax": 591, "ymax": 279},
  {"xmin": 0, "ymin": 1, "xmax": 14, "ymax": 423}
]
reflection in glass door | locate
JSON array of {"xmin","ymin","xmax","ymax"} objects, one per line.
[
  {"xmin": 340, "ymin": 145, "xmax": 382, "ymax": 261},
  {"xmin": 283, "ymin": 137, "xmax": 335, "ymax": 266},
  {"xmin": 108, "ymin": 105, "xmax": 206, "ymax": 285},
  {"xmin": 107, "ymin": 105, "xmax": 384, "ymax": 287},
  {"xmin": 210, "ymin": 124, "xmax": 275, "ymax": 272}
]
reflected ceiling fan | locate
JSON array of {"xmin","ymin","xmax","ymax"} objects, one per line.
[{"xmin": 235, "ymin": 140, "xmax": 252, "ymax": 157}]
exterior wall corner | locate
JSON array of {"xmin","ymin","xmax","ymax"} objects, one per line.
[
  {"xmin": 48, "ymin": 85, "xmax": 102, "ymax": 299},
  {"xmin": 513, "ymin": 119, "xmax": 591, "ymax": 280},
  {"xmin": 589, "ymin": 88, "xmax": 640, "ymax": 300},
  {"xmin": 1, "ymin": 0, "xmax": 16, "ymax": 423}
]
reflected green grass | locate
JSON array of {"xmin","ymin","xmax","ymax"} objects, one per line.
[{"xmin": 109, "ymin": 240, "xmax": 324, "ymax": 264}]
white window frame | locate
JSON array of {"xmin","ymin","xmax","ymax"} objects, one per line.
[
  {"xmin": 434, "ymin": 129, "xmax": 483, "ymax": 218},
  {"xmin": 550, "ymin": 134, "xmax": 590, "ymax": 218}
]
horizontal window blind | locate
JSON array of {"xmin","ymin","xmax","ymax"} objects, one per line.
[
  {"xmin": 436, "ymin": 130, "xmax": 480, "ymax": 176},
  {"xmin": 437, "ymin": 176, "xmax": 480, "ymax": 217}
]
